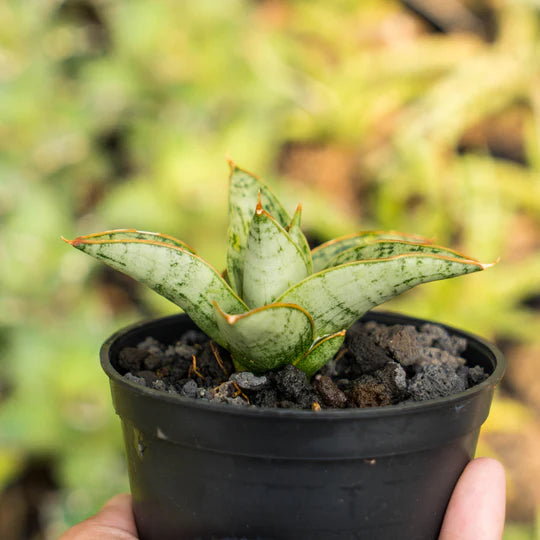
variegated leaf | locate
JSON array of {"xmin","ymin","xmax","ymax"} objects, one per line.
[
  {"xmin": 65, "ymin": 233, "xmax": 247, "ymax": 346},
  {"xmin": 226, "ymin": 161, "xmax": 291, "ymax": 297},
  {"xmin": 287, "ymin": 204, "xmax": 313, "ymax": 274},
  {"xmin": 63, "ymin": 229, "xmax": 196, "ymax": 252},
  {"xmin": 278, "ymin": 254, "xmax": 488, "ymax": 337},
  {"xmin": 243, "ymin": 203, "xmax": 309, "ymax": 308},
  {"xmin": 294, "ymin": 330, "xmax": 346, "ymax": 378},
  {"xmin": 311, "ymin": 231, "xmax": 433, "ymax": 272},
  {"xmin": 213, "ymin": 302, "xmax": 314, "ymax": 373},
  {"xmin": 328, "ymin": 240, "xmax": 478, "ymax": 267}
]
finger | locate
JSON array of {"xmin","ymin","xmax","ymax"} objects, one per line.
[
  {"xmin": 60, "ymin": 494, "xmax": 138, "ymax": 539},
  {"xmin": 439, "ymin": 457, "xmax": 506, "ymax": 540}
]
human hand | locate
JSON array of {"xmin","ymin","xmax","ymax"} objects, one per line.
[
  {"xmin": 60, "ymin": 457, "xmax": 505, "ymax": 539},
  {"xmin": 59, "ymin": 493, "xmax": 138, "ymax": 540},
  {"xmin": 440, "ymin": 457, "xmax": 506, "ymax": 540}
]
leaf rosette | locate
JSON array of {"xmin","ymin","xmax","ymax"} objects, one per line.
[{"xmin": 65, "ymin": 162, "xmax": 494, "ymax": 376}]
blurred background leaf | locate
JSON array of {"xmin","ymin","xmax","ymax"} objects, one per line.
[{"xmin": 0, "ymin": 0, "xmax": 539, "ymax": 538}]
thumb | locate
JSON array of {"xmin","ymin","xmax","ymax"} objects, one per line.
[
  {"xmin": 60, "ymin": 494, "xmax": 138, "ymax": 540},
  {"xmin": 439, "ymin": 457, "xmax": 506, "ymax": 540}
]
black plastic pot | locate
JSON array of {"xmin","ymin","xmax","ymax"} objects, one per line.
[{"xmin": 101, "ymin": 311, "xmax": 505, "ymax": 540}]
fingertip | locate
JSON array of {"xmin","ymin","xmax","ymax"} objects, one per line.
[
  {"xmin": 93, "ymin": 493, "xmax": 137, "ymax": 536},
  {"xmin": 439, "ymin": 458, "xmax": 506, "ymax": 540},
  {"xmin": 468, "ymin": 457, "xmax": 506, "ymax": 482},
  {"xmin": 102, "ymin": 493, "xmax": 133, "ymax": 510}
]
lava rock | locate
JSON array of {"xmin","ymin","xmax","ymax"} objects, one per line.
[
  {"xmin": 468, "ymin": 365, "xmax": 488, "ymax": 386},
  {"xmin": 407, "ymin": 364, "xmax": 467, "ymax": 401},
  {"xmin": 362, "ymin": 320, "xmax": 390, "ymax": 344},
  {"xmin": 272, "ymin": 365, "xmax": 318, "ymax": 408},
  {"xmin": 143, "ymin": 352, "xmax": 164, "ymax": 371},
  {"xmin": 118, "ymin": 347, "xmax": 148, "ymax": 372},
  {"xmin": 384, "ymin": 325, "xmax": 420, "ymax": 366},
  {"xmin": 345, "ymin": 323, "xmax": 391, "ymax": 374},
  {"xmin": 164, "ymin": 342, "xmax": 199, "ymax": 361},
  {"xmin": 251, "ymin": 387, "xmax": 279, "ymax": 408},
  {"xmin": 137, "ymin": 337, "xmax": 164, "ymax": 356},
  {"xmin": 373, "ymin": 361, "xmax": 407, "ymax": 402},
  {"xmin": 346, "ymin": 375, "xmax": 393, "ymax": 407},
  {"xmin": 413, "ymin": 347, "xmax": 466, "ymax": 374},
  {"xmin": 312, "ymin": 375, "xmax": 347, "ymax": 408},
  {"xmin": 420, "ymin": 323, "xmax": 467, "ymax": 356}
]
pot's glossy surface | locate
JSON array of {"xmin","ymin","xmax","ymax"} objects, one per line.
[{"xmin": 101, "ymin": 311, "xmax": 505, "ymax": 540}]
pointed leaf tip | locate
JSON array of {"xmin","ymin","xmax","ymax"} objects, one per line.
[
  {"xmin": 226, "ymin": 156, "xmax": 236, "ymax": 172},
  {"xmin": 279, "ymin": 253, "xmax": 485, "ymax": 337},
  {"xmin": 287, "ymin": 203, "xmax": 303, "ymax": 230},
  {"xmin": 480, "ymin": 257, "xmax": 500, "ymax": 270},
  {"xmin": 64, "ymin": 236, "xmax": 83, "ymax": 247},
  {"xmin": 256, "ymin": 191, "xmax": 264, "ymax": 215}
]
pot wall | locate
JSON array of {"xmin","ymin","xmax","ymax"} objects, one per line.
[{"xmin": 101, "ymin": 311, "xmax": 505, "ymax": 540}]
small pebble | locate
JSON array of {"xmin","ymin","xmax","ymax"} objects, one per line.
[
  {"xmin": 229, "ymin": 372, "xmax": 269, "ymax": 391},
  {"xmin": 180, "ymin": 379, "xmax": 198, "ymax": 398},
  {"xmin": 151, "ymin": 379, "xmax": 167, "ymax": 392}
]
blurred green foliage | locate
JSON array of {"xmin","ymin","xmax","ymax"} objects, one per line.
[{"xmin": 0, "ymin": 0, "xmax": 539, "ymax": 537}]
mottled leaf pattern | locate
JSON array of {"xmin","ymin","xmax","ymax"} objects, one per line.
[
  {"xmin": 294, "ymin": 331, "xmax": 346, "ymax": 378},
  {"xmin": 66, "ymin": 234, "xmax": 247, "ymax": 346},
  {"xmin": 328, "ymin": 240, "xmax": 478, "ymax": 267},
  {"xmin": 243, "ymin": 207, "xmax": 309, "ymax": 308},
  {"xmin": 287, "ymin": 204, "xmax": 313, "ymax": 274},
  {"xmin": 214, "ymin": 302, "xmax": 314, "ymax": 373},
  {"xmin": 279, "ymin": 254, "xmax": 485, "ymax": 337},
  {"xmin": 67, "ymin": 229, "xmax": 196, "ymax": 253},
  {"xmin": 311, "ymin": 231, "xmax": 433, "ymax": 272},
  {"xmin": 226, "ymin": 162, "xmax": 291, "ymax": 296}
]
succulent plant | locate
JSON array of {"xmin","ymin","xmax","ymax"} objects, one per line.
[{"xmin": 64, "ymin": 161, "xmax": 493, "ymax": 377}]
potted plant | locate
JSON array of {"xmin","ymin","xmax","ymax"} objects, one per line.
[{"xmin": 64, "ymin": 161, "xmax": 505, "ymax": 540}]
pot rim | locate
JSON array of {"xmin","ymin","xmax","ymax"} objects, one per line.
[{"xmin": 100, "ymin": 309, "xmax": 505, "ymax": 420}]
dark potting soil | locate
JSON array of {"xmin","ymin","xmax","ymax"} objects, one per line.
[{"xmin": 116, "ymin": 320, "xmax": 489, "ymax": 410}]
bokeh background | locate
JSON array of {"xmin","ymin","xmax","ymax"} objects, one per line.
[{"xmin": 0, "ymin": 0, "xmax": 539, "ymax": 538}]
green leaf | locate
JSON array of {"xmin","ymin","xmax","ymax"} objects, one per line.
[
  {"xmin": 213, "ymin": 302, "xmax": 314, "ymax": 373},
  {"xmin": 65, "ymin": 232, "xmax": 247, "ymax": 346},
  {"xmin": 294, "ymin": 330, "xmax": 346, "ymax": 378},
  {"xmin": 287, "ymin": 204, "xmax": 313, "ymax": 274},
  {"xmin": 62, "ymin": 229, "xmax": 196, "ymax": 252},
  {"xmin": 242, "ymin": 203, "xmax": 309, "ymax": 308},
  {"xmin": 279, "ymin": 254, "xmax": 488, "ymax": 337},
  {"xmin": 327, "ymin": 240, "xmax": 478, "ymax": 267},
  {"xmin": 311, "ymin": 231, "xmax": 433, "ymax": 272},
  {"xmin": 226, "ymin": 161, "xmax": 291, "ymax": 297}
]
